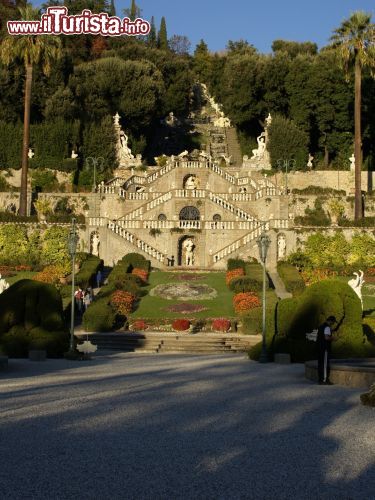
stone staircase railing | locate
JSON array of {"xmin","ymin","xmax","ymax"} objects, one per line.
[
  {"xmin": 114, "ymin": 219, "xmax": 286, "ymax": 232},
  {"xmin": 108, "ymin": 221, "xmax": 166, "ymax": 263},
  {"xmin": 212, "ymin": 223, "xmax": 270, "ymax": 264},
  {"xmin": 208, "ymin": 192, "xmax": 255, "ymax": 221},
  {"xmin": 123, "ymin": 192, "xmax": 173, "ymax": 220}
]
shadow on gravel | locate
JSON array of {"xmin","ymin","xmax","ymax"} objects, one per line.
[{"xmin": 0, "ymin": 355, "xmax": 373, "ymax": 499}]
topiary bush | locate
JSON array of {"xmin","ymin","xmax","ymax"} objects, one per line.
[
  {"xmin": 212, "ymin": 318, "xmax": 231, "ymax": 332},
  {"xmin": 76, "ymin": 254, "xmax": 102, "ymax": 289},
  {"xmin": 227, "ymin": 258, "xmax": 247, "ymax": 272},
  {"xmin": 277, "ymin": 262, "xmax": 305, "ymax": 295},
  {"xmin": 122, "ymin": 253, "xmax": 151, "ymax": 272},
  {"xmin": 82, "ymin": 297, "xmax": 116, "ymax": 332},
  {"xmin": 0, "ymin": 280, "xmax": 68, "ymax": 357},
  {"xmin": 246, "ymin": 263, "xmax": 269, "ymax": 290},
  {"xmin": 229, "ymin": 276, "xmax": 263, "ymax": 293}
]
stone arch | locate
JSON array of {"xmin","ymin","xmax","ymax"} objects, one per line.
[
  {"xmin": 179, "ymin": 206, "xmax": 200, "ymax": 221},
  {"xmin": 213, "ymin": 214, "xmax": 222, "ymax": 222},
  {"xmin": 158, "ymin": 213, "xmax": 167, "ymax": 221}
]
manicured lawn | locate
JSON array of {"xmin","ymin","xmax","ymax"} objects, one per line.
[
  {"xmin": 6, "ymin": 271, "xmax": 37, "ymax": 285},
  {"xmin": 131, "ymin": 271, "xmax": 236, "ymax": 320}
]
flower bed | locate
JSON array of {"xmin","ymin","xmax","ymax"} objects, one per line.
[
  {"xmin": 172, "ymin": 319, "xmax": 191, "ymax": 331},
  {"xmin": 110, "ymin": 290, "xmax": 136, "ymax": 315},
  {"xmin": 211, "ymin": 318, "xmax": 231, "ymax": 332},
  {"xmin": 130, "ymin": 319, "xmax": 148, "ymax": 331},
  {"xmin": 175, "ymin": 273, "xmax": 206, "ymax": 281},
  {"xmin": 233, "ymin": 292, "xmax": 261, "ymax": 314},
  {"xmin": 132, "ymin": 267, "xmax": 149, "ymax": 283},
  {"xmin": 226, "ymin": 268, "xmax": 245, "ymax": 286}
]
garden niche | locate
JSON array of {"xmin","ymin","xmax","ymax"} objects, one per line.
[{"xmin": 0, "ymin": 279, "xmax": 68, "ymax": 357}]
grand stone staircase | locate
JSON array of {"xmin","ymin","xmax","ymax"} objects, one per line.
[
  {"xmin": 76, "ymin": 333, "xmax": 260, "ymax": 354},
  {"xmin": 225, "ymin": 127, "xmax": 243, "ymax": 167}
]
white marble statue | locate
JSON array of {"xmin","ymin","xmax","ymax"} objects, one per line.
[
  {"xmin": 251, "ymin": 134, "xmax": 266, "ymax": 160},
  {"xmin": 265, "ymin": 113, "xmax": 272, "ymax": 127},
  {"xmin": 71, "ymin": 150, "xmax": 78, "ymax": 159},
  {"xmin": 185, "ymin": 176, "xmax": 197, "ymax": 190},
  {"xmin": 277, "ymin": 234, "xmax": 286, "ymax": 260},
  {"xmin": 349, "ymin": 153, "xmax": 355, "ymax": 172},
  {"xmin": 113, "ymin": 112, "xmax": 142, "ymax": 168},
  {"xmin": 0, "ymin": 274, "xmax": 10, "ymax": 294},
  {"xmin": 178, "ymin": 150, "xmax": 189, "ymax": 158},
  {"xmin": 91, "ymin": 232, "xmax": 100, "ymax": 257},
  {"xmin": 28, "ymin": 148, "xmax": 34, "ymax": 159},
  {"xmin": 348, "ymin": 270, "xmax": 365, "ymax": 308},
  {"xmin": 183, "ymin": 238, "xmax": 195, "ymax": 266},
  {"xmin": 307, "ymin": 154, "xmax": 314, "ymax": 169},
  {"xmin": 164, "ymin": 112, "xmax": 179, "ymax": 127}
]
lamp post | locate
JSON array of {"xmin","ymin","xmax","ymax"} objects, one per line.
[
  {"xmin": 85, "ymin": 156, "xmax": 104, "ymax": 193},
  {"xmin": 277, "ymin": 159, "xmax": 296, "ymax": 195},
  {"xmin": 68, "ymin": 218, "xmax": 79, "ymax": 352},
  {"xmin": 256, "ymin": 231, "xmax": 271, "ymax": 363}
]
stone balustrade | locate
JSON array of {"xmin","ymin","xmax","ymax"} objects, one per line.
[
  {"xmin": 178, "ymin": 220, "xmax": 201, "ymax": 229},
  {"xmin": 88, "ymin": 217, "xmax": 108, "ymax": 227},
  {"xmin": 107, "ymin": 222, "xmax": 165, "ymax": 263},
  {"xmin": 213, "ymin": 223, "xmax": 269, "ymax": 263},
  {"xmin": 97, "ymin": 185, "xmax": 116, "ymax": 195}
]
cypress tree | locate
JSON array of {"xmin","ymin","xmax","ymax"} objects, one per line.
[
  {"xmin": 109, "ymin": 0, "xmax": 116, "ymax": 16},
  {"xmin": 148, "ymin": 16, "xmax": 157, "ymax": 47},
  {"xmin": 157, "ymin": 16, "xmax": 168, "ymax": 51}
]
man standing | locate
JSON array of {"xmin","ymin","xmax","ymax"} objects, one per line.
[{"xmin": 317, "ymin": 316, "xmax": 337, "ymax": 385}]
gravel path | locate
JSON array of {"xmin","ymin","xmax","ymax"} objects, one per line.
[{"xmin": 0, "ymin": 354, "xmax": 374, "ymax": 500}]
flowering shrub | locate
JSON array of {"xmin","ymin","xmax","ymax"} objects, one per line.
[
  {"xmin": 34, "ymin": 264, "xmax": 67, "ymax": 285},
  {"xmin": 15, "ymin": 265, "xmax": 32, "ymax": 272},
  {"xmin": 301, "ymin": 268, "xmax": 338, "ymax": 286},
  {"xmin": 233, "ymin": 292, "xmax": 261, "ymax": 314},
  {"xmin": 226, "ymin": 268, "xmax": 245, "ymax": 286},
  {"xmin": 110, "ymin": 290, "xmax": 135, "ymax": 315},
  {"xmin": 211, "ymin": 318, "xmax": 231, "ymax": 332},
  {"xmin": 172, "ymin": 319, "xmax": 191, "ymax": 331},
  {"xmin": 131, "ymin": 320, "xmax": 148, "ymax": 331},
  {"xmin": 132, "ymin": 267, "xmax": 149, "ymax": 283}
]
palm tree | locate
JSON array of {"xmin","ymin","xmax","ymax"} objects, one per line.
[
  {"xmin": 331, "ymin": 11, "xmax": 375, "ymax": 220},
  {"xmin": 0, "ymin": 4, "xmax": 62, "ymax": 216}
]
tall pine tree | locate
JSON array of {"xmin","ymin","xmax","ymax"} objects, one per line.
[
  {"xmin": 123, "ymin": 0, "xmax": 141, "ymax": 21},
  {"xmin": 157, "ymin": 16, "xmax": 168, "ymax": 51}
]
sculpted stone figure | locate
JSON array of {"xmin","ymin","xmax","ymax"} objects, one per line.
[
  {"xmin": 185, "ymin": 176, "xmax": 197, "ymax": 190},
  {"xmin": 0, "ymin": 274, "xmax": 10, "ymax": 294},
  {"xmin": 277, "ymin": 234, "xmax": 286, "ymax": 260},
  {"xmin": 349, "ymin": 153, "xmax": 355, "ymax": 172},
  {"xmin": 348, "ymin": 270, "xmax": 365, "ymax": 308},
  {"xmin": 91, "ymin": 232, "xmax": 100, "ymax": 257},
  {"xmin": 251, "ymin": 134, "xmax": 266, "ymax": 160},
  {"xmin": 183, "ymin": 238, "xmax": 195, "ymax": 266}
]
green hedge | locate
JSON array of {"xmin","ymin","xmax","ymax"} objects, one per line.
[
  {"xmin": 76, "ymin": 255, "xmax": 102, "ymax": 289},
  {"xmin": 229, "ymin": 276, "xmax": 263, "ymax": 293},
  {"xmin": 250, "ymin": 280, "xmax": 374, "ymax": 362},
  {"xmin": 83, "ymin": 253, "xmax": 150, "ymax": 332},
  {"xmin": 82, "ymin": 297, "xmax": 116, "ymax": 332},
  {"xmin": 227, "ymin": 258, "xmax": 247, "ymax": 272},
  {"xmin": 246, "ymin": 263, "xmax": 269, "ymax": 290},
  {"xmin": 277, "ymin": 262, "xmax": 305, "ymax": 296},
  {"xmin": 0, "ymin": 280, "xmax": 68, "ymax": 357}
]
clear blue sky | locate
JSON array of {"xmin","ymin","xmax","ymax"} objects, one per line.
[{"xmin": 116, "ymin": 0, "xmax": 375, "ymax": 53}]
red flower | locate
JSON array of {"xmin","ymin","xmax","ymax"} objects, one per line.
[
  {"xmin": 172, "ymin": 319, "xmax": 191, "ymax": 331},
  {"xmin": 110, "ymin": 290, "xmax": 135, "ymax": 315},
  {"xmin": 212, "ymin": 318, "xmax": 231, "ymax": 332}
]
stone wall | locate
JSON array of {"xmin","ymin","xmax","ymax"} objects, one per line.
[{"xmin": 273, "ymin": 170, "xmax": 374, "ymax": 194}]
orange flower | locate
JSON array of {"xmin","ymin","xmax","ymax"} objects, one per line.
[
  {"xmin": 226, "ymin": 268, "xmax": 245, "ymax": 286},
  {"xmin": 233, "ymin": 292, "xmax": 261, "ymax": 314},
  {"xmin": 110, "ymin": 290, "xmax": 135, "ymax": 315},
  {"xmin": 132, "ymin": 267, "xmax": 149, "ymax": 283}
]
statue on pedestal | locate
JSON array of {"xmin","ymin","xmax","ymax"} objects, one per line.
[
  {"xmin": 183, "ymin": 238, "xmax": 195, "ymax": 266},
  {"xmin": 349, "ymin": 153, "xmax": 355, "ymax": 172},
  {"xmin": 113, "ymin": 112, "xmax": 142, "ymax": 168},
  {"xmin": 91, "ymin": 232, "xmax": 100, "ymax": 257}
]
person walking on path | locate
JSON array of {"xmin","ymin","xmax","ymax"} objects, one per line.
[
  {"xmin": 317, "ymin": 316, "xmax": 337, "ymax": 385},
  {"xmin": 83, "ymin": 290, "xmax": 92, "ymax": 311},
  {"xmin": 96, "ymin": 269, "xmax": 102, "ymax": 289}
]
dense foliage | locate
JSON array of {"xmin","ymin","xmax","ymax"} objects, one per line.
[{"xmin": 0, "ymin": 279, "xmax": 68, "ymax": 357}]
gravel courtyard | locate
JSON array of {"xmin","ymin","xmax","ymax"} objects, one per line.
[{"xmin": 0, "ymin": 353, "xmax": 374, "ymax": 500}]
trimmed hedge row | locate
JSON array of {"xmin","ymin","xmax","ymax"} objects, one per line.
[{"xmin": 277, "ymin": 262, "xmax": 305, "ymax": 296}]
